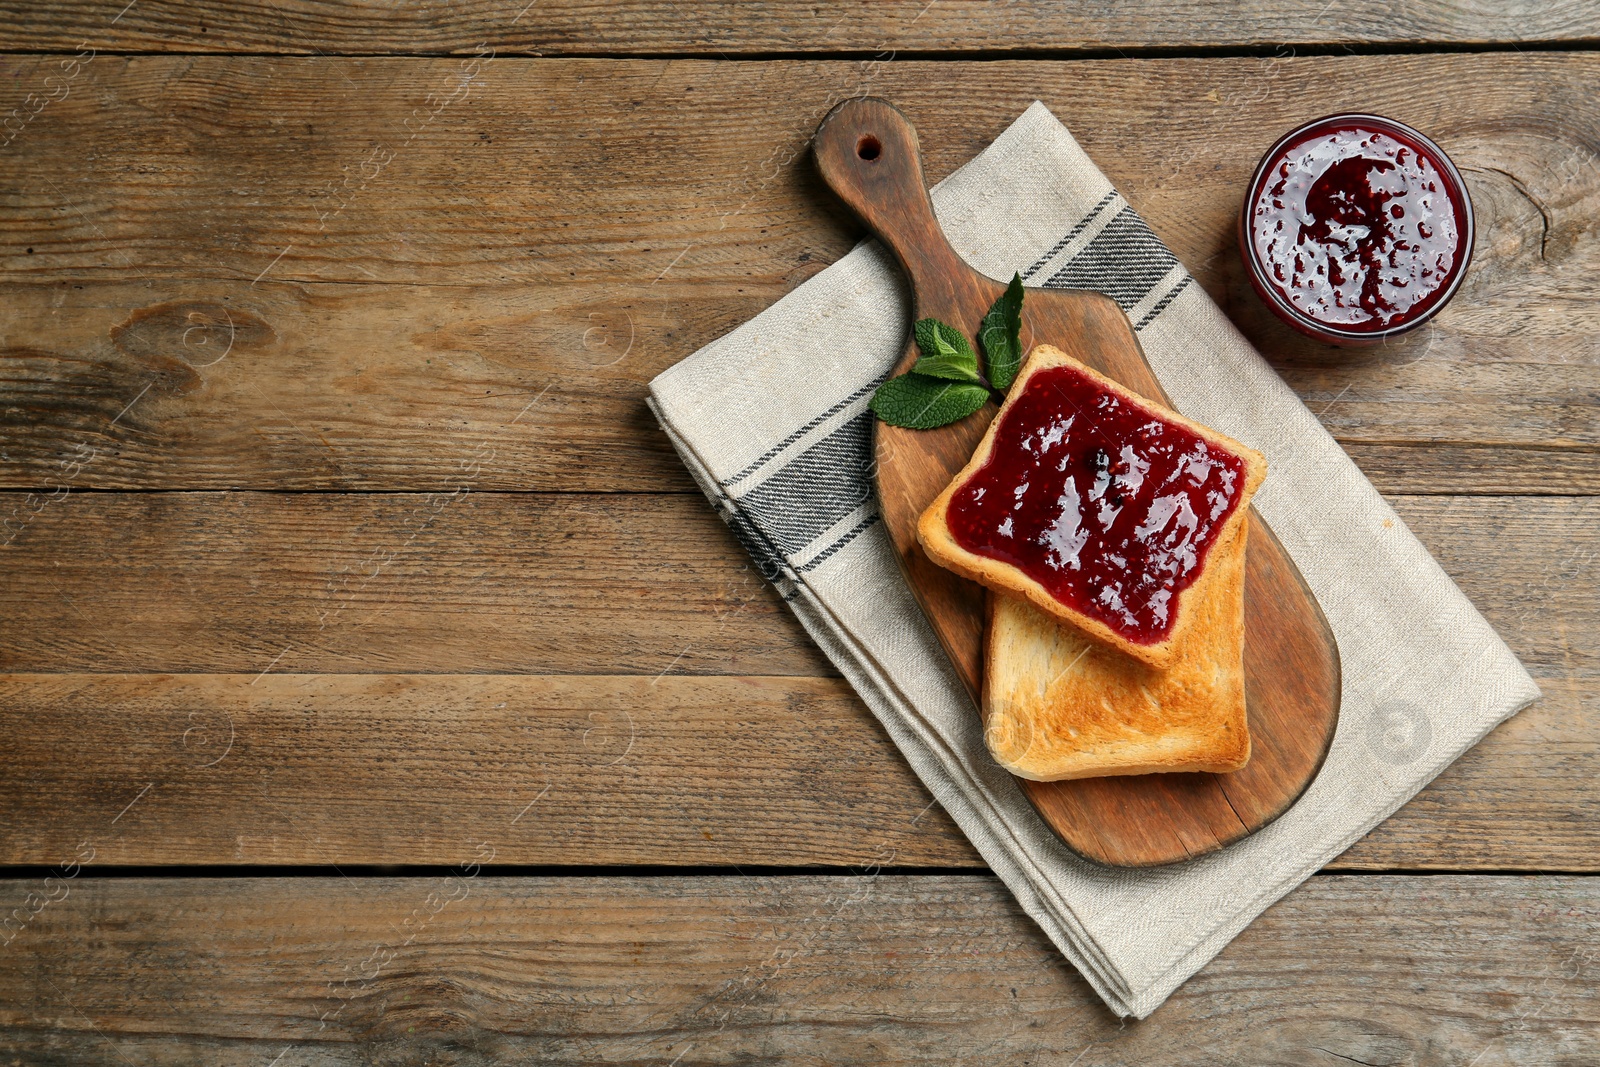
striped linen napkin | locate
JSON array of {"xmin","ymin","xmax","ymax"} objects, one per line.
[{"xmin": 647, "ymin": 101, "xmax": 1539, "ymax": 1018}]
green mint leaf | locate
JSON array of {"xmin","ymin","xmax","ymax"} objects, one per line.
[
  {"xmin": 911, "ymin": 317, "xmax": 981, "ymax": 382},
  {"xmin": 980, "ymin": 272, "xmax": 1025, "ymax": 392},
  {"xmin": 869, "ymin": 372, "xmax": 990, "ymax": 430}
]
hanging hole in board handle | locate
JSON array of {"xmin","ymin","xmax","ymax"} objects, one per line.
[{"xmin": 856, "ymin": 134, "xmax": 881, "ymax": 161}]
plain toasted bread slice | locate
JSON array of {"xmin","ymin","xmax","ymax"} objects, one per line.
[
  {"xmin": 983, "ymin": 516, "xmax": 1252, "ymax": 780},
  {"xmin": 918, "ymin": 344, "xmax": 1266, "ymax": 669}
]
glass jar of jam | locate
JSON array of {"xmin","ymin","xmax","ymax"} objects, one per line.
[{"xmin": 1240, "ymin": 113, "xmax": 1473, "ymax": 344}]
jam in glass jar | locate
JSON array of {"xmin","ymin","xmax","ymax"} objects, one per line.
[{"xmin": 1240, "ymin": 113, "xmax": 1473, "ymax": 344}]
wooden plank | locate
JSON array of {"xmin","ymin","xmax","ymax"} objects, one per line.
[
  {"xmin": 4, "ymin": 278, "xmax": 1592, "ymax": 495},
  {"xmin": 0, "ymin": 874, "xmax": 1594, "ymax": 1062},
  {"xmin": 1398, "ymin": 495, "xmax": 1599, "ymax": 676},
  {"xmin": 0, "ymin": 669, "xmax": 1590, "ymax": 870},
  {"xmin": 2, "ymin": 1, "xmax": 1598, "ymax": 54},
  {"xmin": 2, "ymin": 492, "xmax": 1590, "ymax": 677},
  {"xmin": 0, "ymin": 491, "xmax": 836, "ymax": 677},
  {"xmin": 0, "ymin": 278, "xmax": 711, "ymax": 493},
  {"xmin": 0, "ymin": 494, "xmax": 1593, "ymax": 870},
  {"xmin": 1, "ymin": 54, "xmax": 1597, "ymax": 493},
  {"xmin": 1340, "ymin": 443, "xmax": 1600, "ymax": 497},
  {"xmin": 0, "ymin": 674, "xmax": 975, "ymax": 867}
]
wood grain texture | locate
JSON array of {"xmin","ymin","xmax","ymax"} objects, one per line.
[
  {"xmin": 0, "ymin": 495, "xmax": 1592, "ymax": 869},
  {"xmin": 0, "ymin": 491, "xmax": 834, "ymax": 677},
  {"xmin": 0, "ymin": 875, "xmax": 1595, "ymax": 1063},
  {"xmin": 0, "ymin": 674, "xmax": 971, "ymax": 867},
  {"xmin": 0, "ymin": 6, "xmax": 1590, "ymax": 1046},
  {"xmin": 1, "ymin": 54, "xmax": 1596, "ymax": 493},
  {"xmin": 0, "ymin": 279, "xmax": 709, "ymax": 493},
  {"xmin": 0, "ymin": 670, "xmax": 1590, "ymax": 870},
  {"xmin": 1, "ymin": 1, "xmax": 1598, "ymax": 54},
  {"xmin": 3, "ymin": 493, "xmax": 1589, "ymax": 677},
  {"xmin": 813, "ymin": 97, "xmax": 1337, "ymax": 867}
]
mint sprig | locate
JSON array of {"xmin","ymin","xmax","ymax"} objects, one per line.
[
  {"xmin": 910, "ymin": 319, "xmax": 982, "ymax": 382},
  {"xmin": 869, "ymin": 375, "xmax": 990, "ymax": 429},
  {"xmin": 869, "ymin": 277, "xmax": 1026, "ymax": 430},
  {"xmin": 980, "ymin": 273, "xmax": 1025, "ymax": 391}
]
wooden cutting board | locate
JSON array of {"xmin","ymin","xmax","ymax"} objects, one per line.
[{"xmin": 813, "ymin": 98, "xmax": 1341, "ymax": 867}]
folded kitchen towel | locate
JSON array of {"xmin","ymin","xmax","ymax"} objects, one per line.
[{"xmin": 647, "ymin": 101, "xmax": 1540, "ymax": 1018}]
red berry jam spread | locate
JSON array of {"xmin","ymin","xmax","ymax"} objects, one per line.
[
  {"xmin": 1247, "ymin": 117, "xmax": 1469, "ymax": 334},
  {"xmin": 946, "ymin": 364, "xmax": 1247, "ymax": 646}
]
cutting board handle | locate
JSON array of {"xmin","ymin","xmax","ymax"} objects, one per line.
[{"xmin": 813, "ymin": 98, "xmax": 972, "ymax": 310}]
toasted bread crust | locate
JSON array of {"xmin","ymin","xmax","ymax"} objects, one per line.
[
  {"xmin": 982, "ymin": 517, "xmax": 1252, "ymax": 780},
  {"xmin": 917, "ymin": 344, "xmax": 1266, "ymax": 669}
]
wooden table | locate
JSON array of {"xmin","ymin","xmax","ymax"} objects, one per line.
[{"xmin": 2, "ymin": 4, "xmax": 1596, "ymax": 1062}]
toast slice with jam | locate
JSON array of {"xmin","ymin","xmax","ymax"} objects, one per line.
[{"xmin": 917, "ymin": 344, "xmax": 1265, "ymax": 671}]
